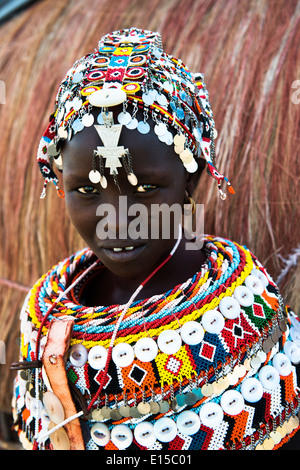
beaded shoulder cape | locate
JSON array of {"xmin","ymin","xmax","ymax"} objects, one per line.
[{"xmin": 13, "ymin": 235, "xmax": 300, "ymax": 450}]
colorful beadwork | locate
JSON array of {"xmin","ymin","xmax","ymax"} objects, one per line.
[
  {"xmin": 37, "ymin": 28, "xmax": 234, "ymax": 200},
  {"xmin": 12, "ymin": 236, "xmax": 300, "ymax": 450}
]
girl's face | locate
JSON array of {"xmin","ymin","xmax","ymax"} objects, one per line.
[{"xmin": 62, "ymin": 114, "xmax": 197, "ymax": 281}]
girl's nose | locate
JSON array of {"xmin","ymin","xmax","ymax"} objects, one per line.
[{"xmin": 96, "ymin": 194, "xmax": 145, "ymax": 241}]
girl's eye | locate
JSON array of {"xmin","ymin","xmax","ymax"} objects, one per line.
[
  {"xmin": 135, "ymin": 184, "xmax": 157, "ymax": 193},
  {"xmin": 77, "ymin": 186, "xmax": 99, "ymax": 194}
]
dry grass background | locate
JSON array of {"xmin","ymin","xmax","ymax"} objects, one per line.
[{"xmin": 0, "ymin": 0, "xmax": 299, "ymax": 416}]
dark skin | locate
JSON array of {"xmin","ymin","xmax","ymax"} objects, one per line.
[{"xmin": 61, "ymin": 110, "xmax": 206, "ymax": 305}]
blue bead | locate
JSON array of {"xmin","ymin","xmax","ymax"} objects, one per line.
[{"xmin": 176, "ymin": 394, "xmax": 186, "ymax": 407}]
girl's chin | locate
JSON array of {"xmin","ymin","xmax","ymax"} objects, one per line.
[{"xmin": 95, "ymin": 244, "xmax": 154, "ymax": 280}]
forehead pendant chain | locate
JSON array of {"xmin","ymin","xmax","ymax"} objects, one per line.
[
  {"xmin": 89, "ymin": 119, "xmax": 138, "ymax": 189},
  {"xmin": 87, "ymin": 43, "xmax": 139, "ymax": 189}
]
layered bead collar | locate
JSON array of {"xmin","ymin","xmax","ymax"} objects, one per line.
[{"xmin": 14, "ymin": 236, "xmax": 300, "ymax": 450}]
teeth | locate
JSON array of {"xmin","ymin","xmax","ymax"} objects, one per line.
[{"xmin": 112, "ymin": 246, "xmax": 134, "ymax": 252}]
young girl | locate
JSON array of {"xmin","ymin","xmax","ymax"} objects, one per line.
[{"xmin": 12, "ymin": 28, "xmax": 300, "ymax": 451}]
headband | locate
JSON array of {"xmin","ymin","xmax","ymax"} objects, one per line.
[{"xmin": 37, "ymin": 28, "xmax": 234, "ymax": 199}]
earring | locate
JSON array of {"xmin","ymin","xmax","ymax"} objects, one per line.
[
  {"xmin": 188, "ymin": 196, "xmax": 196, "ymax": 214},
  {"xmin": 183, "ymin": 191, "xmax": 196, "ymax": 215}
]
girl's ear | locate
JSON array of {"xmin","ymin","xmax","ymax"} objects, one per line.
[{"xmin": 185, "ymin": 160, "xmax": 206, "ymax": 196}]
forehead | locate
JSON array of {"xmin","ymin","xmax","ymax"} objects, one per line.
[{"xmin": 61, "ymin": 116, "xmax": 184, "ymax": 179}]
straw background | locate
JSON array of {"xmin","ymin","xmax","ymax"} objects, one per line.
[{"xmin": 0, "ymin": 0, "xmax": 299, "ymax": 424}]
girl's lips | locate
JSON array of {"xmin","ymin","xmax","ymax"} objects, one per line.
[{"xmin": 101, "ymin": 244, "xmax": 146, "ymax": 262}]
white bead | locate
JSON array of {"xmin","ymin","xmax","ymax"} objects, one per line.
[
  {"xmin": 250, "ymin": 268, "xmax": 269, "ymax": 287},
  {"xmin": 43, "ymin": 391, "xmax": 65, "ymax": 425},
  {"xmin": 42, "ymin": 366, "xmax": 52, "ymax": 392},
  {"xmin": 156, "ymin": 93, "xmax": 168, "ymax": 106},
  {"xmin": 100, "ymin": 175, "xmax": 108, "ymax": 189},
  {"xmin": 219, "ymin": 297, "xmax": 240, "ymax": 319},
  {"xmin": 57, "ymin": 127, "xmax": 68, "ymax": 139},
  {"xmin": 137, "ymin": 121, "xmax": 150, "ymax": 134},
  {"xmin": 134, "ymin": 337, "xmax": 158, "ymax": 362},
  {"xmin": 73, "ymin": 71, "xmax": 83, "ymax": 83},
  {"xmin": 157, "ymin": 329, "xmax": 182, "ymax": 354},
  {"xmin": 257, "ymin": 349, "xmax": 267, "ymax": 363},
  {"xmin": 162, "ymin": 81, "xmax": 173, "ymax": 93},
  {"xmin": 82, "ymin": 113, "xmax": 95, "ymax": 127},
  {"xmin": 91, "ymin": 423, "xmax": 110, "ymax": 446},
  {"xmin": 30, "ymin": 399, "xmax": 43, "ymax": 418},
  {"xmin": 199, "ymin": 402, "xmax": 224, "ymax": 428},
  {"xmin": 134, "ymin": 422, "xmax": 156, "ymax": 447},
  {"xmin": 201, "ymin": 309, "xmax": 225, "ymax": 334},
  {"xmin": 258, "ymin": 365, "xmax": 280, "ymax": 390},
  {"xmin": 17, "ymin": 370, "xmax": 27, "ymax": 387},
  {"xmin": 50, "ymin": 426, "xmax": 70, "ymax": 450},
  {"xmin": 142, "ymin": 91, "xmax": 154, "ymax": 106},
  {"xmin": 290, "ymin": 327, "xmax": 300, "ymax": 347},
  {"xmin": 40, "ymin": 407, "xmax": 50, "ymax": 427},
  {"xmin": 88, "ymin": 88, "xmax": 127, "ymax": 107},
  {"xmin": 71, "ymin": 97, "xmax": 82, "ymax": 111},
  {"xmin": 89, "ymin": 170, "xmax": 101, "ymax": 184},
  {"xmin": 154, "ymin": 122, "xmax": 168, "ymax": 136},
  {"xmin": 241, "ymin": 377, "xmax": 263, "ymax": 403},
  {"xmin": 126, "ymin": 117, "xmax": 138, "ymax": 129},
  {"xmin": 127, "ymin": 173, "xmax": 138, "ymax": 186},
  {"xmin": 173, "ymin": 133, "xmax": 186, "ymax": 147},
  {"xmin": 183, "ymin": 159, "xmax": 198, "ymax": 174},
  {"xmin": 158, "ymin": 130, "xmax": 173, "ymax": 145},
  {"xmin": 54, "ymin": 155, "xmax": 63, "ymax": 167},
  {"xmin": 112, "ymin": 343, "xmax": 134, "ymax": 368},
  {"xmin": 25, "ymin": 390, "xmax": 31, "ymax": 410},
  {"xmin": 179, "ymin": 148, "xmax": 193, "ymax": 164},
  {"xmin": 245, "ymin": 275, "xmax": 264, "ymax": 295},
  {"xmin": 29, "ymin": 329, "xmax": 38, "ymax": 351},
  {"xmin": 234, "ymin": 285, "xmax": 254, "ymax": 307},
  {"xmin": 272, "ymin": 352, "xmax": 292, "ymax": 376},
  {"xmin": 111, "ymin": 424, "xmax": 133, "ymax": 449},
  {"xmin": 88, "ymin": 345, "xmax": 108, "ymax": 370},
  {"xmin": 149, "ymin": 89, "xmax": 158, "ymax": 101},
  {"xmin": 176, "ymin": 410, "xmax": 201, "ymax": 435},
  {"xmin": 180, "ymin": 321, "xmax": 204, "ymax": 345},
  {"xmin": 40, "ymin": 335, "xmax": 47, "ymax": 355},
  {"xmin": 17, "ymin": 395, "xmax": 25, "ymax": 410},
  {"xmin": 69, "ymin": 344, "xmax": 88, "ymax": 367},
  {"xmin": 220, "ymin": 390, "xmax": 244, "ymax": 416},
  {"xmin": 153, "ymin": 417, "xmax": 177, "ymax": 442},
  {"xmin": 23, "ymin": 322, "xmax": 33, "ymax": 345},
  {"xmin": 290, "ymin": 316, "xmax": 300, "ymax": 334},
  {"xmin": 72, "ymin": 118, "xmax": 84, "ymax": 133},
  {"xmin": 117, "ymin": 111, "xmax": 132, "ymax": 125}
]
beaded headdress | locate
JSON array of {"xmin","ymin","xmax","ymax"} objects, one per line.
[{"xmin": 37, "ymin": 28, "xmax": 234, "ymax": 199}]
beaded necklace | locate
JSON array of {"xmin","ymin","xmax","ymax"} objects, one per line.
[{"xmin": 13, "ymin": 235, "xmax": 300, "ymax": 450}]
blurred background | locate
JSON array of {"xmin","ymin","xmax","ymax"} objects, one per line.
[{"xmin": 0, "ymin": 0, "xmax": 299, "ymax": 449}]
